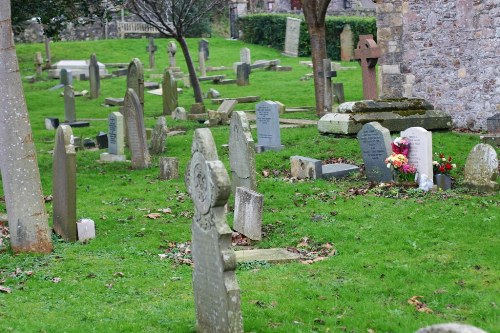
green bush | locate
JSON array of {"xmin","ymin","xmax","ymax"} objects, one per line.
[{"xmin": 238, "ymin": 14, "xmax": 377, "ymax": 60}]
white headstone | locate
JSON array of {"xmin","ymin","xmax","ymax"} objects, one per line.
[
  {"xmin": 240, "ymin": 47, "xmax": 251, "ymax": 64},
  {"xmin": 400, "ymin": 127, "xmax": 433, "ymax": 182},
  {"xmin": 255, "ymin": 101, "xmax": 284, "ymax": 152},
  {"xmin": 283, "ymin": 17, "xmax": 301, "ymax": 57}
]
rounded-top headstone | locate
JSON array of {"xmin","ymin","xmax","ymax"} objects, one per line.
[
  {"xmin": 415, "ymin": 323, "xmax": 487, "ymax": 333},
  {"xmin": 463, "ymin": 143, "xmax": 498, "ymax": 191}
]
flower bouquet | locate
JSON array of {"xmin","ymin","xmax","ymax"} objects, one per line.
[
  {"xmin": 385, "ymin": 153, "xmax": 417, "ymax": 183},
  {"xmin": 432, "ymin": 153, "xmax": 456, "ymax": 190}
]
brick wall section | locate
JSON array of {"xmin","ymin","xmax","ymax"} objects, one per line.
[{"xmin": 376, "ymin": 0, "xmax": 500, "ymax": 130}]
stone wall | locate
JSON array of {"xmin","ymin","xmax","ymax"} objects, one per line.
[
  {"xmin": 272, "ymin": 0, "xmax": 375, "ymax": 16},
  {"xmin": 376, "ymin": 0, "xmax": 500, "ymax": 130}
]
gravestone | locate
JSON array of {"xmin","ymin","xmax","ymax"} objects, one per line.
[
  {"xmin": 172, "ymin": 107, "xmax": 188, "ymax": 120},
  {"xmin": 96, "ymin": 132, "xmax": 108, "ymax": 149},
  {"xmin": 463, "ymin": 143, "xmax": 498, "ymax": 192},
  {"xmin": 340, "ymin": 24, "xmax": 354, "ymax": 61},
  {"xmin": 126, "ymin": 58, "xmax": 145, "ymax": 109},
  {"xmin": 357, "ymin": 122, "xmax": 393, "ymax": 182},
  {"xmin": 322, "ymin": 163, "xmax": 360, "ymax": 179},
  {"xmin": 322, "ymin": 59, "xmax": 337, "ymax": 114},
  {"xmin": 233, "ymin": 187, "xmax": 263, "ymax": 241},
  {"xmin": 159, "ymin": 157, "xmax": 179, "ymax": 180},
  {"xmin": 64, "ymin": 85, "xmax": 76, "ymax": 123},
  {"xmin": 167, "ymin": 41, "xmax": 177, "ymax": 68},
  {"xmin": 486, "ymin": 114, "xmax": 500, "ymax": 133},
  {"xmin": 354, "ymin": 35, "xmax": 381, "ymax": 100},
  {"xmin": 34, "ymin": 52, "xmax": 43, "ymax": 77},
  {"xmin": 229, "ymin": 111, "xmax": 257, "ymax": 193},
  {"xmin": 290, "ymin": 156, "xmax": 322, "ymax": 180},
  {"xmin": 48, "ymin": 60, "xmax": 106, "ymax": 79},
  {"xmin": 100, "ymin": 112, "xmax": 126, "ymax": 162},
  {"xmin": 255, "ymin": 101, "xmax": 284, "ymax": 152},
  {"xmin": 186, "ymin": 128, "xmax": 243, "ymax": 333},
  {"xmin": 77, "ymin": 219, "xmax": 95, "ymax": 242},
  {"xmin": 198, "ymin": 39, "xmax": 209, "ymax": 61},
  {"xmin": 60, "ymin": 68, "xmax": 73, "ymax": 86},
  {"xmin": 123, "ymin": 88, "xmax": 151, "ymax": 169},
  {"xmin": 218, "ymin": 99, "xmax": 238, "ymax": 123},
  {"xmin": 283, "ymin": 17, "xmax": 301, "ymax": 57},
  {"xmin": 150, "ymin": 117, "xmax": 168, "ymax": 155},
  {"xmin": 229, "ymin": 4, "xmax": 239, "ymax": 39},
  {"xmin": 332, "ymin": 83, "xmax": 345, "ymax": 104},
  {"xmin": 162, "ymin": 69, "xmax": 178, "ymax": 115},
  {"xmin": 45, "ymin": 117, "xmax": 59, "ymax": 130},
  {"xmin": 400, "ymin": 127, "xmax": 433, "ymax": 182},
  {"xmin": 236, "ymin": 63, "xmax": 250, "ymax": 86},
  {"xmin": 415, "ymin": 323, "xmax": 487, "ymax": 333},
  {"xmin": 89, "ymin": 53, "xmax": 100, "ymax": 99},
  {"xmin": 199, "ymin": 51, "xmax": 207, "ymax": 77},
  {"xmin": 240, "ymin": 48, "xmax": 251, "ymax": 64},
  {"xmin": 146, "ymin": 37, "xmax": 157, "ymax": 69},
  {"xmin": 52, "ymin": 125, "xmax": 77, "ymax": 242}
]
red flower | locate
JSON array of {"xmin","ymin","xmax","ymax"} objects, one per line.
[
  {"xmin": 439, "ymin": 166, "xmax": 445, "ymax": 172},
  {"xmin": 445, "ymin": 163, "xmax": 452, "ymax": 170}
]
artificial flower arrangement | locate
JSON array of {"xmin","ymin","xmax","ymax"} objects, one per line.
[
  {"xmin": 385, "ymin": 137, "xmax": 417, "ymax": 182},
  {"xmin": 432, "ymin": 153, "xmax": 456, "ymax": 175}
]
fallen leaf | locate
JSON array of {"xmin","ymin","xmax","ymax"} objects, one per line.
[
  {"xmin": 158, "ymin": 208, "xmax": 172, "ymax": 214},
  {"xmin": 113, "ymin": 272, "xmax": 124, "ymax": 278},
  {"xmin": 52, "ymin": 277, "xmax": 62, "ymax": 283},
  {"xmin": 105, "ymin": 283, "xmax": 113, "ymax": 289},
  {"xmin": 44, "ymin": 195, "xmax": 53, "ymax": 202},
  {"xmin": 407, "ymin": 295, "xmax": 433, "ymax": 313},
  {"xmin": 144, "ymin": 213, "xmax": 162, "ymax": 219},
  {"xmin": 0, "ymin": 285, "xmax": 12, "ymax": 293},
  {"xmin": 297, "ymin": 237, "xmax": 309, "ymax": 247},
  {"xmin": 262, "ymin": 170, "xmax": 270, "ymax": 177}
]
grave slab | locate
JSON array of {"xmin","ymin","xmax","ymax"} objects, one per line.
[
  {"xmin": 322, "ymin": 163, "xmax": 360, "ymax": 179},
  {"xmin": 235, "ymin": 248, "xmax": 300, "ymax": 263}
]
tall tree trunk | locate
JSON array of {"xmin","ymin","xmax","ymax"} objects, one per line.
[
  {"xmin": 0, "ymin": 0, "xmax": 53, "ymax": 253},
  {"xmin": 177, "ymin": 36, "xmax": 203, "ymax": 104}
]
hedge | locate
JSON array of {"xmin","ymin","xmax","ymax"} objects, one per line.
[{"xmin": 237, "ymin": 14, "xmax": 377, "ymax": 60}]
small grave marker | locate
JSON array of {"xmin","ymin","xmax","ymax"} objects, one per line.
[
  {"xmin": 159, "ymin": 157, "xmax": 179, "ymax": 180},
  {"xmin": 255, "ymin": 101, "xmax": 284, "ymax": 152},
  {"xmin": 100, "ymin": 112, "xmax": 126, "ymax": 162},
  {"xmin": 89, "ymin": 53, "xmax": 100, "ymax": 99},
  {"xmin": 463, "ymin": 143, "xmax": 498, "ymax": 192},
  {"xmin": 172, "ymin": 107, "xmax": 188, "ymax": 120},
  {"xmin": 167, "ymin": 41, "xmax": 177, "ymax": 68},
  {"xmin": 234, "ymin": 187, "xmax": 263, "ymax": 241},
  {"xmin": 236, "ymin": 63, "xmax": 250, "ymax": 86},
  {"xmin": 146, "ymin": 37, "xmax": 157, "ymax": 69},
  {"xmin": 198, "ymin": 39, "xmax": 209, "ymax": 61},
  {"xmin": 34, "ymin": 52, "xmax": 43, "ymax": 77},
  {"xmin": 199, "ymin": 51, "xmax": 207, "ymax": 77},
  {"xmin": 240, "ymin": 47, "xmax": 251, "ymax": 64},
  {"xmin": 64, "ymin": 85, "xmax": 76, "ymax": 123},
  {"xmin": 150, "ymin": 117, "xmax": 168, "ymax": 155}
]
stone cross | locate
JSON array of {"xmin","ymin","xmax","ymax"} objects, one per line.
[
  {"xmin": 146, "ymin": 37, "xmax": 157, "ymax": 69},
  {"xmin": 199, "ymin": 51, "xmax": 207, "ymax": 77},
  {"xmin": 89, "ymin": 53, "xmax": 100, "ymax": 99},
  {"xmin": 198, "ymin": 39, "xmax": 209, "ymax": 61},
  {"xmin": 64, "ymin": 85, "xmax": 76, "ymax": 123},
  {"xmin": 126, "ymin": 58, "xmax": 145, "ymax": 110},
  {"xmin": 162, "ymin": 69, "xmax": 178, "ymax": 115},
  {"xmin": 34, "ymin": 52, "xmax": 43, "ymax": 77},
  {"xmin": 229, "ymin": 111, "xmax": 257, "ymax": 193},
  {"xmin": 354, "ymin": 34, "xmax": 381, "ymax": 100},
  {"xmin": 123, "ymin": 88, "xmax": 151, "ymax": 169},
  {"xmin": 322, "ymin": 59, "xmax": 337, "ymax": 114},
  {"xmin": 167, "ymin": 41, "xmax": 177, "ymax": 68},
  {"xmin": 150, "ymin": 116, "xmax": 168, "ymax": 155},
  {"xmin": 236, "ymin": 63, "xmax": 250, "ymax": 86},
  {"xmin": 186, "ymin": 128, "xmax": 243, "ymax": 333},
  {"xmin": 52, "ymin": 125, "xmax": 77, "ymax": 242}
]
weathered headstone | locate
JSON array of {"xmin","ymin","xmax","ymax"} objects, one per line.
[
  {"xmin": 463, "ymin": 143, "xmax": 498, "ymax": 192},
  {"xmin": 322, "ymin": 59, "xmax": 337, "ymax": 114},
  {"xmin": 255, "ymin": 101, "xmax": 284, "ymax": 152},
  {"xmin": 190, "ymin": 102, "xmax": 206, "ymax": 115},
  {"xmin": 89, "ymin": 53, "xmax": 100, "ymax": 99},
  {"xmin": 162, "ymin": 69, "xmax": 178, "ymax": 115},
  {"xmin": 240, "ymin": 48, "xmax": 251, "ymax": 64},
  {"xmin": 229, "ymin": 111, "xmax": 257, "ymax": 193},
  {"xmin": 123, "ymin": 88, "xmax": 151, "ymax": 169},
  {"xmin": 357, "ymin": 122, "xmax": 393, "ymax": 182},
  {"xmin": 150, "ymin": 117, "xmax": 168, "ymax": 155},
  {"xmin": 146, "ymin": 37, "xmax": 157, "ymax": 69},
  {"xmin": 290, "ymin": 156, "xmax": 322, "ymax": 180},
  {"xmin": 282, "ymin": 17, "xmax": 301, "ymax": 57},
  {"xmin": 486, "ymin": 113, "xmax": 500, "ymax": 134},
  {"xmin": 34, "ymin": 52, "xmax": 43, "ymax": 77},
  {"xmin": 340, "ymin": 24, "xmax": 354, "ymax": 61},
  {"xmin": 233, "ymin": 187, "xmax": 263, "ymax": 241},
  {"xmin": 45, "ymin": 117, "xmax": 59, "ymax": 130},
  {"xmin": 400, "ymin": 127, "xmax": 433, "ymax": 182},
  {"xmin": 236, "ymin": 63, "xmax": 250, "ymax": 86},
  {"xmin": 76, "ymin": 218, "xmax": 95, "ymax": 242},
  {"xmin": 159, "ymin": 157, "xmax": 179, "ymax": 180},
  {"xmin": 167, "ymin": 41, "xmax": 177, "ymax": 68},
  {"xmin": 199, "ymin": 51, "xmax": 207, "ymax": 78},
  {"xmin": 415, "ymin": 323, "xmax": 487, "ymax": 333},
  {"xmin": 64, "ymin": 85, "xmax": 76, "ymax": 123},
  {"xmin": 354, "ymin": 34, "xmax": 381, "ymax": 100},
  {"xmin": 332, "ymin": 83, "xmax": 345, "ymax": 104},
  {"xmin": 186, "ymin": 128, "xmax": 243, "ymax": 333},
  {"xmin": 172, "ymin": 107, "xmax": 188, "ymax": 120},
  {"xmin": 52, "ymin": 125, "xmax": 77, "ymax": 242},
  {"xmin": 218, "ymin": 99, "xmax": 238, "ymax": 123},
  {"xmin": 100, "ymin": 112, "xmax": 126, "ymax": 162},
  {"xmin": 60, "ymin": 68, "xmax": 73, "ymax": 86},
  {"xmin": 198, "ymin": 39, "xmax": 209, "ymax": 61},
  {"xmin": 126, "ymin": 58, "xmax": 145, "ymax": 109}
]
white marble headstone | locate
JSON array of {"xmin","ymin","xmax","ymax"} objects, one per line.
[{"xmin": 401, "ymin": 127, "xmax": 433, "ymax": 181}]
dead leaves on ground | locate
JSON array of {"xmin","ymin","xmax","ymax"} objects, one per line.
[
  {"xmin": 158, "ymin": 240, "xmax": 193, "ymax": 266},
  {"xmin": 407, "ymin": 295, "xmax": 433, "ymax": 313},
  {"xmin": 288, "ymin": 237, "xmax": 337, "ymax": 265}
]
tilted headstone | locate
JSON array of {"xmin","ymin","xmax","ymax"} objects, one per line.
[
  {"xmin": 101, "ymin": 112, "xmax": 126, "ymax": 162},
  {"xmin": 34, "ymin": 52, "xmax": 43, "ymax": 77},
  {"xmin": 198, "ymin": 39, "xmax": 209, "ymax": 61},
  {"xmin": 60, "ymin": 68, "xmax": 73, "ymax": 86},
  {"xmin": 89, "ymin": 53, "xmax": 100, "ymax": 99},
  {"xmin": 354, "ymin": 35, "xmax": 381, "ymax": 100},
  {"xmin": 236, "ymin": 63, "xmax": 250, "ymax": 86},
  {"xmin": 186, "ymin": 128, "xmax": 243, "ymax": 333},
  {"xmin": 126, "ymin": 58, "xmax": 145, "ymax": 109},
  {"xmin": 340, "ymin": 24, "xmax": 354, "ymax": 61},
  {"xmin": 234, "ymin": 187, "xmax": 263, "ymax": 241},
  {"xmin": 199, "ymin": 51, "xmax": 207, "ymax": 78},
  {"xmin": 255, "ymin": 101, "xmax": 284, "ymax": 152},
  {"xmin": 400, "ymin": 127, "xmax": 433, "ymax": 182},
  {"xmin": 322, "ymin": 59, "xmax": 337, "ymax": 114},
  {"xmin": 282, "ymin": 17, "xmax": 301, "ymax": 57},
  {"xmin": 172, "ymin": 107, "xmax": 188, "ymax": 120},
  {"xmin": 150, "ymin": 117, "xmax": 168, "ymax": 155},
  {"xmin": 415, "ymin": 323, "xmax": 487, "ymax": 333},
  {"xmin": 167, "ymin": 41, "xmax": 177, "ymax": 68},
  {"xmin": 240, "ymin": 48, "xmax": 251, "ymax": 64},
  {"xmin": 162, "ymin": 69, "xmax": 178, "ymax": 115},
  {"xmin": 52, "ymin": 125, "xmax": 77, "ymax": 242},
  {"xmin": 123, "ymin": 88, "xmax": 151, "ymax": 169},
  {"xmin": 290, "ymin": 156, "xmax": 322, "ymax": 180},
  {"xmin": 463, "ymin": 143, "xmax": 498, "ymax": 192},
  {"xmin": 357, "ymin": 122, "xmax": 393, "ymax": 182},
  {"xmin": 64, "ymin": 85, "xmax": 76, "ymax": 123},
  {"xmin": 218, "ymin": 99, "xmax": 238, "ymax": 123},
  {"xmin": 159, "ymin": 157, "xmax": 179, "ymax": 180},
  {"xmin": 146, "ymin": 37, "xmax": 157, "ymax": 69},
  {"xmin": 229, "ymin": 111, "xmax": 257, "ymax": 193}
]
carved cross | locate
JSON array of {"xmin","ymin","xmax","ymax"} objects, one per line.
[
  {"xmin": 354, "ymin": 34, "xmax": 381, "ymax": 100},
  {"xmin": 146, "ymin": 37, "xmax": 157, "ymax": 69}
]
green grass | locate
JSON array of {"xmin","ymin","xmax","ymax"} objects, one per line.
[{"xmin": 0, "ymin": 37, "xmax": 499, "ymax": 333}]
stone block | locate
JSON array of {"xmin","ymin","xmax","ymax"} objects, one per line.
[
  {"xmin": 290, "ymin": 156, "xmax": 322, "ymax": 179},
  {"xmin": 159, "ymin": 157, "xmax": 179, "ymax": 180},
  {"xmin": 235, "ymin": 248, "xmax": 300, "ymax": 263},
  {"xmin": 322, "ymin": 163, "xmax": 359, "ymax": 179},
  {"xmin": 77, "ymin": 218, "xmax": 96, "ymax": 242}
]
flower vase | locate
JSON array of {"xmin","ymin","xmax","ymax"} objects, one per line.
[{"xmin": 434, "ymin": 174, "xmax": 452, "ymax": 191}]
